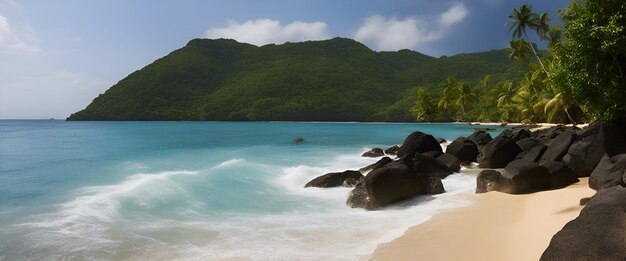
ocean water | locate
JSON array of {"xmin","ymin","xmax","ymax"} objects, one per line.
[{"xmin": 0, "ymin": 121, "xmax": 506, "ymax": 260}]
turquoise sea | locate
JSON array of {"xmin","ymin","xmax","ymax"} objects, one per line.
[{"xmin": 0, "ymin": 121, "xmax": 506, "ymax": 260}]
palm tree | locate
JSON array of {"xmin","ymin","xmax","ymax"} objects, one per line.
[
  {"xmin": 494, "ymin": 81, "xmax": 517, "ymax": 108},
  {"xmin": 411, "ymin": 88, "xmax": 434, "ymax": 121},
  {"xmin": 455, "ymin": 82, "xmax": 478, "ymax": 116},
  {"xmin": 547, "ymin": 27, "xmax": 562, "ymax": 49},
  {"xmin": 507, "ymin": 40, "xmax": 531, "ymax": 63},
  {"xmin": 513, "ymin": 90, "xmax": 542, "ymax": 123},
  {"xmin": 534, "ymin": 13, "xmax": 550, "ymax": 40},
  {"xmin": 438, "ymin": 77, "xmax": 459, "ymax": 109},
  {"xmin": 508, "ymin": 4, "xmax": 548, "ymax": 74},
  {"xmin": 544, "ymin": 92, "xmax": 576, "ymax": 124}
]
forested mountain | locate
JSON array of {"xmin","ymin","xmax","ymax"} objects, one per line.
[{"xmin": 68, "ymin": 37, "xmax": 527, "ymax": 121}]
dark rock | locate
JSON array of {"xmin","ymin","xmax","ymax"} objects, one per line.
[
  {"xmin": 359, "ymin": 157, "xmax": 393, "ymax": 173},
  {"xmin": 540, "ymin": 161, "xmax": 579, "ymax": 188},
  {"xmin": 426, "ymin": 177, "xmax": 445, "ymax": 195},
  {"xmin": 499, "ymin": 128, "xmax": 531, "ymax": 142},
  {"xmin": 539, "ymin": 130, "xmax": 576, "ymax": 163},
  {"xmin": 579, "ymin": 197, "xmax": 590, "ymax": 206},
  {"xmin": 589, "ymin": 154, "xmax": 626, "ymax": 190},
  {"xmin": 499, "ymin": 160, "xmax": 550, "ymax": 194},
  {"xmin": 305, "ymin": 170, "xmax": 364, "ymax": 188},
  {"xmin": 422, "ymin": 151, "xmax": 444, "ymax": 159},
  {"xmin": 384, "ymin": 145, "xmax": 400, "ymax": 155},
  {"xmin": 468, "ymin": 130, "xmax": 492, "ymax": 147},
  {"xmin": 397, "ymin": 131, "xmax": 442, "ymax": 158},
  {"xmin": 477, "ymin": 136, "xmax": 522, "ymax": 168},
  {"xmin": 531, "ymin": 126, "xmax": 570, "ymax": 143},
  {"xmin": 445, "ymin": 137, "xmax": 479, "ymax": 162},
  {"xmin": 342, "ymin": 178, "xmax": 360, "ymax": 187},
  {"xmin": 515, "ymin": 138, "xmax": 547, "ymax": 162},
  {"xmin": 436, "ymin": 138, "xmax": 447, "ymax": 144},
  {"xmin": 362, "ymin": 148, "xmax": 384, "ymax": 157},
  {"xmin": 346, "ymin": 181, "xmax": 376, "ymax": 210},
  {"xmin": 562, "ymin": 123, "xmax": 608, "ymax": 177},
  {"xmin": 436, "ymin": 153, "xmax": 462, "ymax": 173},
  {"xmin": 364, "ymin": 161, "xmax": 428, "ymax": 207},
  {"xmin": 293, "ymin": 137, "xmax": 305, "ymax": 143},
  {"xmin": 541, "ymin": 186, "xmax": 626, "ymax": 261},
  {"xmin": 412, "ymin": 153, "xmax": 453, "ymax": 179},
  {"xmin": 476, "ymin": 170, "xmax": 502, "ymax": 193}
]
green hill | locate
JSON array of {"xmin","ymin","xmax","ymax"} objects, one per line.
[{"xmin": 68, "ymin": 37, "xmax": 528, "ymax": 121}]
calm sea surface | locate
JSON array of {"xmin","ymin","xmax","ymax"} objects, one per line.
[{"xmin": 0, "ymin": 120, "xmax": 506, "ymax": 260}]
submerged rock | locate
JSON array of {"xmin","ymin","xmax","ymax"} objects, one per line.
[
  {"xmin": 384, "ymin": 145, "xmax": 400, "ymax": 155},
  {"xmin": 362, "ymin": 148, "xmax": 384, "ymax": 157}
]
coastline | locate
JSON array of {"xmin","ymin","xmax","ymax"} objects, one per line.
[{"xmin": 371, "ymin": 178, "xmax": 594, "ymax": 261}]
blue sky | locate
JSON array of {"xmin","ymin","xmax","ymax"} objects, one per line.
[{"xmin": 0, "ymin": 0, "xmax": 571, "ymax": 119}]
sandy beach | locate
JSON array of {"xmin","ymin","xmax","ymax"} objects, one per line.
[{"xmin": 372, "ymin": 178, "xmax": 594, "ymax": 261}]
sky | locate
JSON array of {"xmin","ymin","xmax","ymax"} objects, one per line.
[{"xmin": 0, "ymin": 0, "xmax": 571, "ymax": 119}]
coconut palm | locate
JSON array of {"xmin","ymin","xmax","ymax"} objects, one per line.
[
  {"xmin": 437, "ymin": 77, "xmax": 459, "ymax": 109},
  {"xmin": 507, "ymin": 40, "xmax": 531, "ymax": 63},
  {"xmin": 534, "ymin": 13, "xmax": 551, "ymax": 40},
  {"xmin": 547, "ymin": 27, "xmax": 562, "ymax": 49},
  {"xmin": 455, "ymin": 82, "xmax": 478, "ymax": 116},
  {"xmin": 508, "ymin": 4, "xmax": 548, "ymax": 74},
  {"xmin": 494, "ymin": 81, "xmax": 517, "ymax": 108},
  {"xmin": 411, "ymin": 88, "xmax": 434, "ymax": 121},
  {"xmin": 513, "ymin": 90, "xmax": 542, "ymax": 123}
]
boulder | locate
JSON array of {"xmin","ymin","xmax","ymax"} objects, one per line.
[
  {"xmin": 541, "ymin": 186, "xmax": 626, "ymax": 260},
  {"xmin": 468, "ymin": 130, "xmax": 493, "ymax": 147},
  {"xmin": 476, "ymin": 170, "xmax": 502, "ymax": 193},
  {"xmin": 532, "ymin": 126, "xmax": 571, "ymax": 144},
  {"xmin": 305, "ymin": 170, "xmax": 364, "ymax": 188},
  {"xmin": 346, "ymin": 181, "xmax": 376, "ymax": 210},
  {"xmin": 436, "ymin": 153, "xmax": 462, "ymax": 173},
  {"xmin": 426, "ymin": 177, "xmax": 445, "ymax": 195},
  {"xmin": 562, "ymin": 123, "xmax": 608, "ymax": 177},
  {"xmin": 359, "ymin": 157, "xmax": 393, "ymax": 173},
  {"xmin": 384, "ymin": 145, "xmax": 400, "ymax": 155},
  {"xmin": 412, "ymin": 153, "xmax": 454, "ymax": 179},
  {"xmin": 499, "ymin": 128, "xmax": 531, "ymax": 142},
  {"xmin": 422, "ymin": 151, "xmax": 444, "ymax": 159},
  {"xmin": 539, "ymin": 130, "xmax": 576, "ymax": 163},
  {"xmin": 589, "ymin": 154, "xmax": 626, "ymax": 190},
  {"xmin": 362, "ymin": 148, "xmax": 384, "ymax": 157},
  {"xmin": 397, "ymin": 131, "xmax": 442, "ymax": 158},
  {"xmin": 364, "ymin": 161, "xmax": 429, "ymax": 207},
  {"xmin": 477, "ymin": 136, "xmax": 522, "ymax": 168},
  {"xmin": 445, "ymin": 137, "xmax": 479, "ymax": 162},
  {"xmin": 540, "ymin": 161, "xmax": 579, "ymax": 188},
  {"xmin": 436, "ymin": 138, "xmax": 447, "ymax": 144},
  {"xmin": 515, "ymin": 138, "xmax": 547, "ymax": 162},
  {"xmin": 499, "ymin": 160, "xmax": 550, "ymax": 194}
]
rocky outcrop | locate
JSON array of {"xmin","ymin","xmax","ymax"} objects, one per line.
[
  {"xmin": 359, "ymin": 157, "xmax": 393, "ymax": 173},
  {"xmin": 436, "ymin": 153, "xmax": 462, "ymax": 173},
  {"xmin": 346, "ymin": 181, "xmax": 376, "ymax": 210},
  {"xmin": 468, "ymin": 130, "xmax": 492, "ymax": 147},
  {"xmin": 413, "ymin": 153, "xmax": 454, "ymax": 179},
  {"xmin": 589, "ymin": 154, "xmax": 626, "ymax": 190},
  {"xmin": 384, "ymin": 145, "xmax": 400, "ymax": 155},
  {"xmin": 540, "ymin": 161, "xmax": 579, "ymax": 188},
  {"xmin": 562, "ymin": 123, "xmax": 609, "ymax": 177},
  {"xmin": 478, "ymin": 136, "xmax": 522, "ymax": 168},
  {"xmin": 445, "ymin": 137, "xmax": 479, "ymax": 162},
  {"xmin": 305, "ymin": 170, "xmax": 363, "ymax": 188},
  {"xmin": 363, "ymin": 160, "xmax": 429, "ymax": 207},
  {"xmin": 499, "ymin": 128, "xmax": 531, "ymax": 142},
  {"xmin": 362, "ymin": 148, "xmax": 384, "ymax": 157},
  {"xmin": 397, "ymin": 131, "xmax": 442, "ymax": 158},
  {"xmin": 515, "ymin": 138, "xmax": 547, "ymax": 162},
  {"xmin": 541, "ymin": 186, "xmax": 626, "ymax": 261},
  {"xmin": 476, "ymin": 170, "xmax": 503, "ymax": 193},
  {"xmin": 539, "ymin": 130, "xmax": 576, "ymax": 163}
]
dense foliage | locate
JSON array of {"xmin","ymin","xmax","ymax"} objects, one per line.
[
  {"xmin": 550, "ymin": 0, "xmax": 626, "ymax": 123},
  {"xmin": 68, "ymin": 38, "xmax": 527, "ymax": 121}
]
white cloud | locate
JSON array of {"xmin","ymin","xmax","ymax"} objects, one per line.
[
  {"xmin": 204, "ymin": 18, "xmax": 330, "ymax": 46},
  {"xmin": 354, "ymin": 2, "xmax": 468, "ymax": 51},
  {"xmin": 0, "ymin": 14, "xmax": 41, "ymax": 54}
]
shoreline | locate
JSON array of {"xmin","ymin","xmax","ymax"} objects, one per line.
[{"xmin": 371, "ymin": 178, "xmax": 594, "ymax": 261}]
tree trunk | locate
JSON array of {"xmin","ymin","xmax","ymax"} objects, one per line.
[
  {"xmin": 528, "ymin": 42, "xmax": 549, "ymax": 75},
  {"xmin": 564, "ymin": 107, "xmax": 576, "ymax": 125}
]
